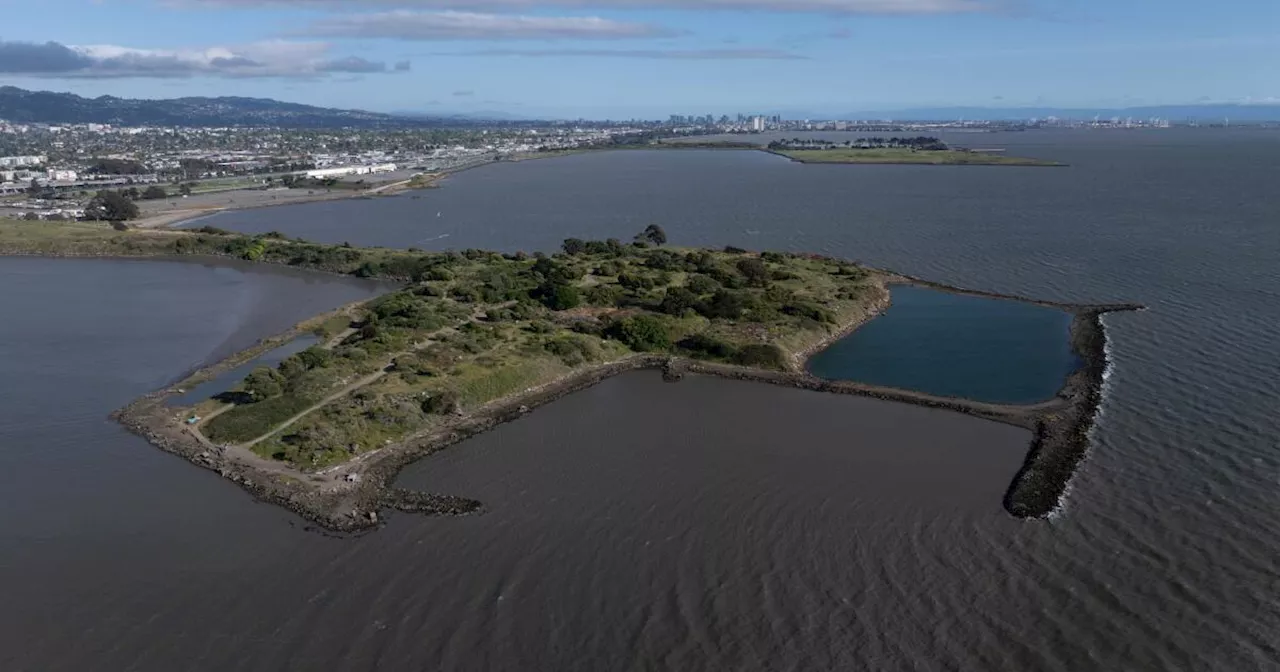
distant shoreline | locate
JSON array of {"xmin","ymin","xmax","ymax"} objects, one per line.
[
  {"xmin": 762, "ymin": 147, "xmax": 1067, "ymax": 167},
  {"xmin": 119, "ymin": 143, "xmax": 1063, "ymax": 230}
]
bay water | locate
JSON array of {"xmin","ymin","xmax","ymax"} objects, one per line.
[{"xmin": 5, "ymin": 128, "xmax": 1279, "ymax": 670}]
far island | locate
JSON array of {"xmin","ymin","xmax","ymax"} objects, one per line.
[{"xmin": 763, "ymin": 136, "xmax": 1065, "ymax": 166}]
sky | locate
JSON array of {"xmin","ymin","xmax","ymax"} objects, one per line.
[{"xmin": 0, "ymin": 0, "xmax": 1277, "ymax": 118}]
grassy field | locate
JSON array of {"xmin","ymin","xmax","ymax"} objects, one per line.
[
  {"xmin": 0, "ymin": 220, "xmax": 457, "ymax": 280},
  {"xmin": 774, "ymin": 148, "xmax": 1064, "ymax": 166}
]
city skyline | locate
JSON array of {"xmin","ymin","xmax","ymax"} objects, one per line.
[{"xmin": 1, "ymin": 0, "xmax": 1278, "ymax": 118}]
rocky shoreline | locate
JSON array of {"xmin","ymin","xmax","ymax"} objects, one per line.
[{"xmin": 112, "ymin": 298, "xmax": 1140, "ymax": 531}]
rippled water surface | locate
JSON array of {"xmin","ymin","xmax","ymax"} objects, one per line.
[
  {"xmin": 807, "ymin": 285, "xmax": 1079, "ymax": 404},
  {"xmin": 6, "ymin": 129, "xmax": 1280, "ymax": 670}
]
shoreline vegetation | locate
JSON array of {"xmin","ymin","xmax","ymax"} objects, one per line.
[{"xmin": 1, "ymin": 220, "xmax": 1137, "ymax": 531}]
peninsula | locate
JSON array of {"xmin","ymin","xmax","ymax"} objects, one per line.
[
  {"xmin": 763, "ymin": 137, "xmax": 1065, "ymax": 166},
  {"xmin": 0, "ymin": 220, "xmax": 1135, "ymax": 530}
]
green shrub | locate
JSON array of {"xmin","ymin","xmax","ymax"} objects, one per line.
[
  {"xmin": 584, "ymin": 284, "xmax": 623, "ymax": 307},
  {"xmin": 783, "ymin": 302, "xmax": 835, "ymax": 324},
  {"xmin": 736, "ymin": 258, "xmax": 770, "ymax": 287},
  {"xmin": 243, "ymin": 367, "xmax": 284, "ymax": 400},
  {"xmin": 609, "ymin": 315, "xmax": 672, "ymax": 352},
  {"xmin": 421, "ymin": 389, "xmax": 460, "ymax": 415},
  {"xmin": 645, "ymin": 249, "xmax": 683, "ymax": 271},
  {"xmin": 544, "ymin": 335, "xmax": 599, "ymax": 366},
  {"xmin": 677, "ymin": 334, "xmax": 738, "ymax": 360},
  {"xmin": 685, "ymin": 274, "xmax": 720, "ymax": 295},
  {"xmin": 618, "ymin": 273, "xmax": 655, "ymax": 291},
  {"xmin": 533, "ymin": 281, "xmax": 581, "ymax": 311},
  {"xmin": 659, "ymin": 287, "xmax": 699, "ymax": 315},
  {"xmin": 699, "ymin": 290, "xmax": 754, "ymax": 320},
  {"xmin": 595, "ymin": 261, "xmax": 623, "ymax": 276},
  {"xmin": 761, "ymin": 251, "xmax": 787, "ymax": 263},
  {"xmin": 733, "ymin": 344, "xmax": 788, "ymax": 370}
]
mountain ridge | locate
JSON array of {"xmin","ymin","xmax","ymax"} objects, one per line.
[{"xmin": 0, "ymin": 86, "xmax": 437, "ymax": 128}]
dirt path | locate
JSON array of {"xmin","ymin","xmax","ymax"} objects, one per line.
[
  {"xmin": 242, "ymin": 368, "xmax": 391, "ymax": 449},
  {"xmin": 196, "ymin": 305, "xmax": 487, "ymax": 454},
  {"xmin": 324, "ymin": 326, "xmax": 358, "ymax": 349}
]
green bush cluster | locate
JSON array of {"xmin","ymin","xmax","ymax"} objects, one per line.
[
  {"xmin": 608, "ymin": 314, "xmax": 672, "ymax": 352},
  {"xmin": 544, "ymin": 335, "xmax": 599, "ymax": 366}
]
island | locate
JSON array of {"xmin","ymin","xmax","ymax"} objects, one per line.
[
  {"xmin": 0, "ymin": 219, "xmax": 1136, "ymax": 530},
  {"xmin": 763, "ymin": 137, "xmax": 1065, "ymax": 166}
]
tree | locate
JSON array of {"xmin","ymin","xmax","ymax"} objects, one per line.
[
  {"xmin": 178, "ymin": 183, "xmax": 193, "ymax": 197},
  {"xmin": 26, "ymin": 178, "xmax": 41, "ymax": 197},
  {"xmin": 85, "ymin": 190, "xmax": 140, "ymax": 222},
  {"xmin": 243, "ymin": 367, "xmax": 284, "ymax": 401},
  {"xmin": 637, "ymin": 224, "xmax": 667, "ymax": 246},
  {"xmin": 142, "ymin": 185, "xmax": 167, "ymax": 200},
  {"xmin": 561, "ymin": 238, "xmax": 586, "ymax": 255},
  {"xmin": 22, "ymin": 212, "xmax": 39, "ymax": 221}
]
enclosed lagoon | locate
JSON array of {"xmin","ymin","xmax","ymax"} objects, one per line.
[{"xmin": 808, "ymin": 285, "xmax": 1080, "ymax": 405}]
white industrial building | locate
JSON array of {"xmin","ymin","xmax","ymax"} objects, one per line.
[{"xmin": 305, "ymin": 163, "xmax": 397, "ymax": 179}]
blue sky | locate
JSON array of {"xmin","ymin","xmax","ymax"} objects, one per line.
[{"xmin": 1, "ymin": 0, "xmax": 1277, "ymax": 118}]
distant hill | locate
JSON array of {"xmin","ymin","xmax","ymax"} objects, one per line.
[
  {"xmin": 0, "ymin": 86, "xmax": 440, "ymax": 128},
  {"xmin": 843, "ymin": 104, "xmax": 1280, "ymax": 123},
  {"xmin": 394, "ymin": 109, "xmax": 527, "ymax": 122}
]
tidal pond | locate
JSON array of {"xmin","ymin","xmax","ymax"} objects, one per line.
[{"xmin": 808, "ymin": 285, "xmax": 1079, "ymax": 404}]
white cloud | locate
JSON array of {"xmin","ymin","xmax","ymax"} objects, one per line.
[
  {"xmin": 300, "ymin": 10, "xmax": 674, "ymax": 40},
  {"xmin": 185, "ymin": 0, "xmax": 1005, "ymax": 14},
  {"xmin": 0, "ymin": 39, "xmax": 406, "ymax": 78},
  {"xmin": 432, "ymin": 47, "xmax": 806, "ymax": 59}
]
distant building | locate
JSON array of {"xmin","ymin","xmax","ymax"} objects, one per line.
[
  {"xmin": 0, "ymin": 155, "xmax": 46, "ymax": 168},
  {"xmin": 304, "ymin": 163, "xmax": 397, "ymax": 179},
  {"xmin": 750, "ymin": 116, "xmax": 766, "ymax": 132}
]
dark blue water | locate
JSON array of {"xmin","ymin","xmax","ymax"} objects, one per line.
[{"xmin": 807, "ymin": 285, "xmax": 1079, "ymax": 404}]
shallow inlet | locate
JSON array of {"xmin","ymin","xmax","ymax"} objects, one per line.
[
  {"xmin": 808, "ymin": 285, "xmax": 1080, "ymax": 405},
  {"xmin": 167, "ymin": 334, "xmax": 322, "ymax": 407}
]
